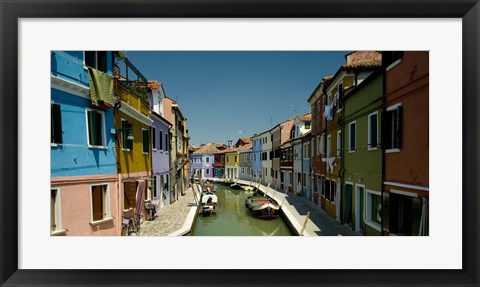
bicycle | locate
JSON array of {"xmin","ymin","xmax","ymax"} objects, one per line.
[{"xmin": 121, "ymin": 214, "xmax": 141, "ymax": 236}]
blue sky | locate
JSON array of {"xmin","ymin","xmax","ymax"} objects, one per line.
[{"xmin": 126, "ymin": 51, "xmax": 349, "ymax": 146}]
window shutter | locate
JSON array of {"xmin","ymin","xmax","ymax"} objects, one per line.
[
  {"xmin": 124, "ymin": 182, "xmax": 137, "ymax": 210},
  {"xmin": 127, "ymin": 122, "xmax": 133, "ymax": 149},
  {"xmin": 396, "ymin": 106, "xmax": 402, "ymax": 149},
  {"xmin": 51, "ymin": 104, "xmax": 63, "ymax": 144},
  {"xmin": 92, "ymin": 186, "xmax": 103, "ymax": 221},
  {"xmin": 87, "ymin": 111, "xmax": 97, "ymax": 145},
  {"xmin": 143, "ymin": 129, "xmax": 149, "ymax": 153},
  {"xmin": 95, "ymin": 111, "xmax": 103, "ymax": 146},
  {"xmin": 381, "ymin": 111, "xmax": 391, "ymax": 150}
]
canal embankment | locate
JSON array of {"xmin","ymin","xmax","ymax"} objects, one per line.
[
  {"xmin": 138, "ymin": 183, "xmax": 201, "ymax": 236},
  {"xmin": 214, "ymin": 178, "xmax": 358, "ymax": 236}
]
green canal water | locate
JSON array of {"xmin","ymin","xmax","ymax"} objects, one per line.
[{"xmin": 190, "ymin": 183, "xmax": 293, "ymax": 236}]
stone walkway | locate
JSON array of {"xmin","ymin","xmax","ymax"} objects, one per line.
[{"xmin": 138, "ymin": 184, "xmax": 200, "ymax": 236}]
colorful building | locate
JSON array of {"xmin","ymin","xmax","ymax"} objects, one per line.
[
  {"xmin": 113, "ymin": 54, "xmax": 153, "ymax": 222},
  {"xmin": 214, "ymin": 149, "xmax": 226, "ymax": 178},
  {"xmin": 238, "ymin": 143, "xmax": 253, "ymax": 180},
  {"xmin": 190, "ymin": 143, "xmax": 220, "ymax": 179},
  {"xmin": 301, "ymin": 131, "xmax": 312, "ymax": 200},
  {"xmin": 342, "ymin": 70, "xmax": 383, "ymax": 235},
  {"xmin": 323, "ymin": 51, "xmax": 381, "ymax": 221},
  {"xmin": 51, "ymin": 51, "xmax": 119, "ymax": 236},
  {"xmin": 291, "ymin": 113, "xmax": 312, "ymax": 196},
  {"xmin": 382, "ymin": 51, "xmax": 429, "ymax": 236},
  {"xmin": 307, "ymin": 77, "xmax": 329, "ymax": 206},
  {"xmin": 148, "ymin": 81, "xmax": 172, "ymax": 210},
  {"xmin": 251, "ymin": 134, "xmax": 263, "ymax": 180},
  {"xmin": 225, "ymin": 147, "xmax": 240, "ymax": 180}
]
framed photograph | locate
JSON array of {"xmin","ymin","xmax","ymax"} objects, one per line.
[{"xmin": 1, "ymin": 0, "xmax": 479, "ymax": 286}]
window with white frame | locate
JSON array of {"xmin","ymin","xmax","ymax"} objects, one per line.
[
  {"xmin": 365, "ymin": 190, "xmax": 382, "ymax": 231},
  {"xmin": 206, "ymin": 169, "xmax": 210, "ymax": 175},
  {"xmin": 51, "ymin": 188, "xmax": 62, "ymax": 233},
  {"xmin": 206, "ymin": 157, "xmax": 210, "ymax": 163},
  {"xmin": 86, "ymin": 109, "xmax": 106, "ymax": 147},
  {"xmin": 51, "ymin": 103, "xmax": 63, "ymax": 144},
  {"xmin": 142, "ymin": 128, "xmax": 150, "ymax": 154},
  {"xmin": 337, "ymin": 130, "xmax": 342, "ymax": 157},
  {"xmin": 368, "ymin": 112, "xmax": 378, "ymax": 150},
  {"xmin": 91, "ymin": 184, "xmax": 110, "ymax": 222},
  {"xmin": 384, "ymin": 105, "xmax": 402, "ymax": 151},
  {"xmin": 349, "ymin": 121, "xmax": 356, "ymax": 152}
]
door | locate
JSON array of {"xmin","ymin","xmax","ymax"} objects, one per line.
[
  {"xmin": 355, "ymin": 185, "xmax": 365, "ymax": 232},
  {"xmin": 344, "ymin": 184, "xmax": 353, "ymax": 225}
]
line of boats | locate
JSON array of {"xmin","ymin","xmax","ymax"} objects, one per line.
[{"xmin": 197, "ymin": 178, "xmax": 281, "ymax": 220}]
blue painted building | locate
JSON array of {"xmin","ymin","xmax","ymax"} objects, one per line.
[
  {"xmin": 190, "ymin": 143, "xmax": 219, "ymax": 179},
  {"xmin": 50, "ymin": 51, "xmax": 120, "ymax": 236},
  {"xmin": 251, "ymin": 135, "xmax": 263, "ymax": 181}
]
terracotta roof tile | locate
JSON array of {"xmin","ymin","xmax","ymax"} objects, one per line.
[{"xmin": 192, "ymin": 143, "xmax": 220, "ymax": 155}]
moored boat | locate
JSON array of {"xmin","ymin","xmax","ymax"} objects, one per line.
[
  {"xmin": 245, "ymin": 196, "xmax": 280, "ymax": 220},
  {"xmin": 200, "ymin": 191, "xmax": 218, "ymax": 216},
  {"xmin": 202, "ymin": 184, "xmax": 216, "ymax": 192}
]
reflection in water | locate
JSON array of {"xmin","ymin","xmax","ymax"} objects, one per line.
[{"xmin": 191, "ymin": 184, "xmax": 293, "ymax": 236}]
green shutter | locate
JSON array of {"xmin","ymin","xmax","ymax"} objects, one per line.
[
  {"xmin": 143, "ymin": 129, "xmax": 149, "ymax": 153},
  {"xmin": 87, "ymin": 111, "xmax": 97, "ymax": 145}
]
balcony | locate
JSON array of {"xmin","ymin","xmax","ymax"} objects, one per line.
[{"xmin": 113, "ymin": 52, "xmax": 150, "ymax": 116}]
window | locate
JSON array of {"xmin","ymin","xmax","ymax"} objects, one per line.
[
  {"xmin": 85, "ymin": 51, "xmax": 107, "ymax": 72},
  {"xmin": 325, "ymin": 179, "xmax": 336, "ymax": 202},
  {"xmin": 384, "ymin": 105, "xmax": 402, "ymax": 151},
  {"xmin": 120, "ymin": 119, "xmax": 133, "ymax": 150},
  {"xmin": 165, "ymin": 133, "xmax": 169, "ymax": 152},
  {"xmin": 206, "ymin": 157, "xmax": 210, "ymax": 163},
  {"xmin": 159, "ymin": 131, "xmax": 163, "ymax": 150},
  {"xmin": 305, "ymin": 121, "xmax": 311, "ymax": 129},
  {"xmin": 206, "ymin": 169, "xmax": 210, "ymax": 175},
  {"xmin": 368, "ymin": 112, "xmax": 378, "ymax": 150},
  {"xmin": 152, "ymin": 176, "xmax": 158, "ymax": 198},
  {"xmin": 327, "ymin": 135, "xmax": 332, "ymax": 158},
  {"xmin": 320, "ymin": 134, "xmax": 325, "ymax": 156},
  {"xmin": 151, "ymin": 127, "xmax": 157, "ymax": 150},
  {"xmin": 337, "ymin": 131, "xmax": 342, "ymax": 157},
  {"xmin": 234, "ymin": 156, "xmax": 237, "ymax": 163},
  {"xmin": 51, "ymin": 188, "xmax": 62, "ymax": 233},
  {"xmin": 91, "ymin": 184, "xmax": 110, "ymax": 222},
  {"xmin": 86, "ymin": 109, "xmax": 105, "ymax": 147},
  {"xmin": 124, "ymin": 182, "xmax": 137, "ymax": 210},
  {"xmin": 227, "ymin": 156, "xmax": 229, "ymax": 163},
  {"xmin": 221, "ymin": 155, "xmax": 224, "ymax": 163},
  {"xmin": 349, "ymin": 121, "xmax": 356, "ymax": 152},
  {"xmin": 142, "ymin": 129, "xmax": 149, "ymax": 154},
  {"xmin": 51, "ymin": 103, "xmax": 63, "ymax": 144},
  {"xmin": 366, "ymin": 190, "xmax": 382, "ymax": 231}
]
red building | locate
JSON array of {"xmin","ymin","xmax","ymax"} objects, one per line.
[{"xmin": 382, "ymin": 51, "xmax": 429, "ymax": 236}]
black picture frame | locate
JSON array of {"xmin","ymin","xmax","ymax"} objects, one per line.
[{"xmin": 1, "ymin": 0, "xmax": 479, "ymax": 286}]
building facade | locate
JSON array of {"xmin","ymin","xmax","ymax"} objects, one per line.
[
  {"xmin": 382, "ymin": 51, "xmax": 429, "ymax": 236},
  {"xmin": 342, "ymin": 71, "xmax": 383, "ymax": 235},
  {"xmin": 51, "ymin": 51, "xmax": 119, "ymax": 236},
  {"xmin": 190, "ymin": 143, "xmax": 219, "ymax": 179},
  {"xmin": 148, "ymin": 81, "xmax": 172, "ymax": 210}
]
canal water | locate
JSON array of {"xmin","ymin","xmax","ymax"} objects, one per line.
[{"xmin": 190, "ymin": 183, "xmax": 293, "ymax": 236}]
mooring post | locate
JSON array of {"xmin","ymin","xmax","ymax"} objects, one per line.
[{"xmin": 300, "ymin": 211, "xmax": 311, "ymax": 236}]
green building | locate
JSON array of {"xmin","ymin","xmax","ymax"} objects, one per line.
[{"xmin": 341, "ymin": 71, "xmax": 383, "ymax": 236}]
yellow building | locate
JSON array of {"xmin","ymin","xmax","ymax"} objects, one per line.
[
  {"xmin": 113, "ymin": 56, "xmax": 153, "ymax": 221},
  {"xmin": 225, "ymin": 148, "xmax": 240, "ymax": 180}
]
